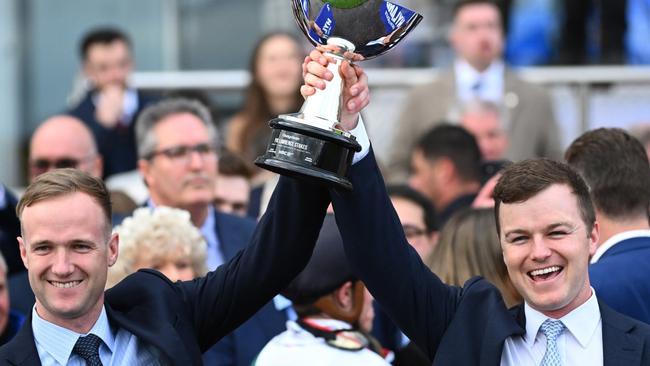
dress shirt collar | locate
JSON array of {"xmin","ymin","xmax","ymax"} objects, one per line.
[
  {"xmin": 32, "ymin": 305, "xmax": 115, "ymax": 365},
  {"xmin": 590, "ymin": 229, "xmax": 650, "ymax": 263},
  {"xmin": 523, "ymin": 288, "xmax": 600, "ymax": 348},
  {"xmin": 454, "ymin": 58, "xmax": 505, "ymax": 103}
]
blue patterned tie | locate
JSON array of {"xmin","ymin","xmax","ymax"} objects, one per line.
[
  {"xmin": 72, "ymin": 334, "xmax": 103, "ymax": 366},
  {"xmin": 540, "ymin": 319, "xmax": 565, "ymax": 366}
]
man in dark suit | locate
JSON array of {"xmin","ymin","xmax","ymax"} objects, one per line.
[
  {"xmin": 135, "ymin": 98, "xmax": 286, "ymax": 364},
  {"xmin": 565, "ymin": 128, "xmax": 650, "ymax": 324},
  {"xmin": 386, "ymin": 0, "xmax": 560, "ymax": 182},
  {"xmin": 302, "ymin": 47, "xmax": 650, "ymax": 365},
  {"xmin": 0, "ymin": 163, "xmax": 329, "ymax": 365},
  {"xmin": 68, "ymin": 27, "xmax": 157, "ymax": 178}
]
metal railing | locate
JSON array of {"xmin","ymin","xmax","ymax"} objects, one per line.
[{"xmin": 131, "ymin": 66, "xmax": 650, "ymax": 132}]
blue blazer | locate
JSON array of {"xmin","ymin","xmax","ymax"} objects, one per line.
[
  {"xmin": 0, "ymin": 175, "xmax": 330, "ymax": 365},
  {"xmin": 590, "ymin": 236, "xmax": 650, "ymax": 324},
  {"xmin": 204, "ymin": 212, "xmax": 289, "ymax": 366},
  {"xmin": 330, "ymin": 151, "xmax": 650, "ymax": 365},
  {"xmin": 67, "ymin": 90, "xmax": 157, "ymax": 178}
]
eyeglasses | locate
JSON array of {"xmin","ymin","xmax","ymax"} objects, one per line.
[
  {"xmin": 402, "ymin": 224, "xmax": 428, "ymax": 239},
  {"xmin": 147, "ymin": 143, "xmax": 216, "ymax": 163},
  {"xmin": 29, "ymin": 156, "xmax": 93, "ymax": 176}
]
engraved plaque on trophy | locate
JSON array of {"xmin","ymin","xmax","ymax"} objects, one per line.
[{"xmin": 255, "ymin": 0, "xmax": 422, "ymax": 190}]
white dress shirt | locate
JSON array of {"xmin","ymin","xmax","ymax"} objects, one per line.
[
  {"xmin": 501, "ymin": 289, "xmax": 603, "ymax": 365},
  {"xmin": 454, "ymin": 59, "xmax": 505, "ymax": 104},
  {"xmin": 590, "ymin": 229, "xmax": 650, "ymax": 264}
]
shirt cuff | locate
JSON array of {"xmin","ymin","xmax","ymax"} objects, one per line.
[{"xmin": 349, "ymin": 115, "xmax": 370, "ymax": 164}]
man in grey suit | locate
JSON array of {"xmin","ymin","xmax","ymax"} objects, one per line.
[{"xmin": 386, "ymin": 0, "xmax": 561, "ymax": 182}]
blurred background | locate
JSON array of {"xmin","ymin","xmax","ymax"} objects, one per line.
[{"xmin": 1, "ymin": 0, "xmax": 650, "ymax": 187}]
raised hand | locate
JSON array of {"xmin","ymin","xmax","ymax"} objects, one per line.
[{"xmin": 301, "ymin": 47, "xmax": 369, "ymax": 131}]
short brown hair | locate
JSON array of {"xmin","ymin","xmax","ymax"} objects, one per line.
[
  {"xmin": 565, "ymin": 128, "xmax": 650, "ymax": 221},
  {"xmin": 17, "ymin": 168, "xmax": 112, "ymax": 236},
  {"xmin": 218, "ymin": 150, "xmax": 254, "ymax": 179},
  {"xmin": 493, "ymin": 158, "xmax": 595, "ymax": 237}
]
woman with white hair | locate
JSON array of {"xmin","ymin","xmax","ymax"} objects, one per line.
[{"xmin": 107, "ymin": 206, "xmax": 207, "ymax": 288}]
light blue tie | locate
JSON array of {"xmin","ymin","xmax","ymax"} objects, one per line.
[{"xmin": 540, "ymin": 319, "xmax": 565, "ymax": 366}]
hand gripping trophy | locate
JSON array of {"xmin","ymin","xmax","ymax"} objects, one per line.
[{"xmin": 255, "ymin": 0, "xmax": 422, "ymax": 190}]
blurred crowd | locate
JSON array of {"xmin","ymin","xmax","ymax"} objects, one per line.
[{"xmin": 0, "ymin": 0, "xmax": 649, "ymax": 365}]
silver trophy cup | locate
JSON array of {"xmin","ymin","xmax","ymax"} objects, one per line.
[{"xmin": 255, "ymin": 0, "xmax": 422, "ymax": 190}]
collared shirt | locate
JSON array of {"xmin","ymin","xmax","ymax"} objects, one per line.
[
  {"xmin": 273, "ymin": 295, "xmax": 297, "ymax": 321},
  {"xmin": 32, "ymin": 305, "xmax": 161, "ymax": 365},
  {"xmin": 255, "ymin": 318, "xmax": 390, "ymax": 366},
  {"xmin": 500, "ymin": 289, "xmax": 603, "ymax": 365},
  {"xmin": 590, "ymin": 229, "xmax": 650, "ymax": 264},
  {"xmin": 147, "ymin": 200, "xmax": 224, "ymax": 271},
  {"xmin": 92, "ymin": 88, "xmax": 139, "ymax": 127},
  {"xmin": 454, "ymin": 59, "xmax": 505, "ymax": 104},
  {"xmin": 349, "ymin": 116, "xmax": 370, "ymax": 163}
]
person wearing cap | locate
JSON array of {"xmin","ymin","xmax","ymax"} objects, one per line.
[{"xmin": 253, "ymin": 215, "xmax": 390, "ymax": 366}]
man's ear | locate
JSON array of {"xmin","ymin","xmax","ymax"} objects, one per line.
[
  {"xmin": 17, "ymin": 237, "xmax": 29, "ymax": 270},
  {"xmin": 334, "ymin": 281, "xmax": 354, "ymax": 311},
  {"xmin": 107, "ymin": 233, "xmax": 119, "ymax": 267}
]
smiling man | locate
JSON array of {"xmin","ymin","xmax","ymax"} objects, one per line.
[
  {"xmin": 0, "ymin": 152, "xmax": 331, "ymax": 364},
  {"xmin": 300, "ymin": 47, "xmax": 650, "ymax": 365}
]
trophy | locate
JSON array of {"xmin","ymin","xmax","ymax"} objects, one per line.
[{"xmin": 255, "ymin": 0, "xmax": 422, "ymax": 190}]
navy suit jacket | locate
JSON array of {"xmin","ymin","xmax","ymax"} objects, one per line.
[
  {"xmin": 204, "ymin": 212, "xmax": 289, "ymax": 366},
  {"xmin": 0, "ymin": 175, "xmax": 330, "ymax": 365},
  {"xmin": 67, "ymin": 90, "xmax": 157, "ymax": 178},
  {"xmin": 590, "ymin": 236, "xmax": 650, "ymax": 324},
  {"xmin": 330, "ymin": 151, "xmax": 650, "ymax": 365}
]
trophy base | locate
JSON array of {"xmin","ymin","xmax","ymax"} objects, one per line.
[{"xmin": 255, "ymin": 115, "xmax": 362, "ymax": 190}]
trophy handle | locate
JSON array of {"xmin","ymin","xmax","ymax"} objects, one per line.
[{"xmin": 301, "ymin": 37, "xmax": 356, "ymax": 131}]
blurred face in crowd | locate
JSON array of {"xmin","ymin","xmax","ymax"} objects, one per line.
[
  {"xmin": 461, "ymin": 110, "xmax": 508, "ymax": 161},
  {"xmin": 133, "ymin": 250, "xmax": 194, "ymax": 282},
  {"xmin": 255, "ymin": 35, "xmax": 303, "ymax": 99},
  {"xmin": 140, "ymin": 113, "xmax": 217, "ymax": 212},
  {"xmin": 450, "ymin": 3, "xmax": 504, "ymax": 70},
  {"xmin": 18, "ymin": 192, "xmax": 118, "ymax": 330},
  {"xmin": 390, "ymin": 197, "xmax": 436, "ymax": 260},
  {"xmin": 29, "ymin": 116, "xmax": 102, "ymax": 181},
  {"xmin": 409, "ymin": 149, "xmax": 444, "ymax": 207},
  {"xmin": 214, "ymin": 175, "xmax": 250, "ymax": 217},
  {"xmin": 0, "ymin": 266, "xmax": 9, "ymax": 334},
  {"xmin": 499, "ymin": 184, "xmax": 598, "ymax": 318},
  {"xmin": 84, "ymin": 40, "xmax": 133, "ymax": 91}
]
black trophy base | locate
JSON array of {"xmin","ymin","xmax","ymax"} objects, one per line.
[{"xmin": 255, "ymin": 115, "xmax": 362, "ymax": 190}]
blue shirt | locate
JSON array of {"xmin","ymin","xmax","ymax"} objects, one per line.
[{"xmin": 32, "ymin": 305, "xmax": 162, "ymax": 365}]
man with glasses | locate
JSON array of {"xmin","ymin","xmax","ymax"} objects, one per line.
[
  {"xmin": 136, "ymin": 98, "xmax": 306, "ymax": 364},
  {"xmin": 29, "ymin": 116, "xmax": 103, "ymax": 181}
]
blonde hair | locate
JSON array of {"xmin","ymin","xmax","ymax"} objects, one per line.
[
  {"xmin": 427, "ymin": 208, "xmax": 522, "ymax": 307},
  {"xmin": 107, "ymin": 206, "xmax": 207, "ymax": 288}
]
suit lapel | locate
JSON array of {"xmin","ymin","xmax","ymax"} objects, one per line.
[
  {"xmin": 4, "ymin": 313, "xmax": 42, "ymax": 365},
  {"xmin": 479, "ymin": 303, "xmax": 526, "ymax": 365},
  {"xmin": 214, "ymin": 211, "xmax": 239, "ymax": 260},
  {"xmin": 503, "ymin": 70, "xmax": 522, "ymax": 130},
  {"xmin": 106, "ymin": 304, "xmax": 191, "ymax": 365},
  {"xmin": 600, "ymin": 300, "xmax": 645, "ymax": 366}
]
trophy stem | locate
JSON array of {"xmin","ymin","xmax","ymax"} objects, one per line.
[{"xmin": 300, "ymin": 37, "xmax": 356, "ymax": 131}]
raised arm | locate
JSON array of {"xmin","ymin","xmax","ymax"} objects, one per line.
[{"xmin": 301, "ymin": 48, "xmax": 464, "ymax": 358}]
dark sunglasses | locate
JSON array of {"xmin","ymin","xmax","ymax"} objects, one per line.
[{"xmin": 30, "ymin": 158, "xmax": 82, "ymax": 174}]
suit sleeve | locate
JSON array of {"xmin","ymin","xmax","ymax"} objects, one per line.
[
  {"xmin": 330, "ymin": 150, "xmax": 462, "ymax": 359},
  {"xmin": 178, "ymin": 176, "xmax": 330, "ymax": 351}
]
